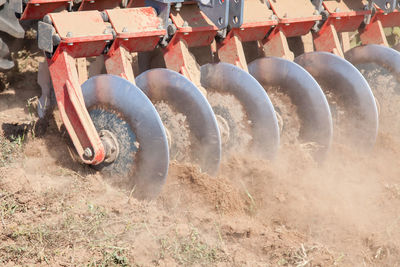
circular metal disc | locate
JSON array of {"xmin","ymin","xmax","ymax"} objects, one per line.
[
  {"xmin": 81, "ymin": 74, "xmax": 169, "ymax": 199},
  {"xmin": 345, "ymin": 44, "xmax": 400, "ymax": 82},
  {"xmin": 295, "ymin": 52, "xmax": 378, "ymax": 149},
  {"xmin": 136, "ymin": 68, "xmax": 221, "ymax": 175},
  {"xmin": 248, "ymin": 57, "xmax": 333, "ymax": 159},
  {"xmin": 200, "ymin": 62, "xmax": 280, "ymax": 159}
]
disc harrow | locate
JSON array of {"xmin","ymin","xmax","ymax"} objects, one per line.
[{"xmin": 2, "ymin": 0, "xmax": 400, "ymax": 197}]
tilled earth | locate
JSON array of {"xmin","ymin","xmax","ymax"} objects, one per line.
[{"xmin": 1, "ymin": 38, "xmax": 400, "ymax": 266}]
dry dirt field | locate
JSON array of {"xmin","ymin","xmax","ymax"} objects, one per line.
[{"xmin": 2, "ymin": 36, "xmax": 400, "ymax": 267}]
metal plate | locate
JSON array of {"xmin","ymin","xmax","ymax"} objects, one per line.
[
  {"xmin": 198, "ymin": 0, "xmax": 229, "ymax": 29},
  {"xmin": 242, "ymin": 0, "xmax": 274, "ymax": 24},
  {"xmin": 136, "ymin": 68, "xmax": 221, "ymax": 175},
  {"xmin": 107, "ymin": 7, "xmax": 164, "ymax": 37},
  {"xmin": 249, "ymin": 57, "xmax": 333, "ymax": 160},
  {"xmin": 171, "ymin": 4, "xmax": 216, "ymax": 29},
  {"xmin": 373, "ymin": 0, "xmax": 398, "ymax": 13},
  {"xmin": 323, "ymin": 0, "xmax": 367, "ymax": 13},
  {"xmin": 201, "ymin": 62, "xmax": 280, "ymax": 159},
  {"xmin": 295, "ymin": 52, "xmax": 378, "ymax": 149},
  {"xmin": 51, "ymin": 10, "xmax": 111, "ymax": 41},
  {"xmin": 345, "ymin": 44, "xmax": 400, "ymax": 80},
  {"xmin": 268, "ymin": 0, "xmax": 318, "ymax": 19},
  {"xmin": 82, "ymin": 74, "xmax": 169, "ymax": 199}
]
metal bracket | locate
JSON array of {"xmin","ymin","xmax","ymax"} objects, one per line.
[
  {"xmin": 371, "ymin": 0, "xmax": 399, "ymax": 13},
  {"xmin": 151, "ymin": 0, "xmax": 231, "ymax": 29},
  {"xmin": 228, "ymin": 0, "xmax": 243, "ymax": 28},
  {"xmin": 38, "ymin": 21, "xmax": 56, "ymax": 53},
  {"xmin": 197, "ymin": 0, "xmax": 229, "ymax": 29},
  {"xmin": 146, "ymin": 0, "xmax": 171, "ymax": 28}
]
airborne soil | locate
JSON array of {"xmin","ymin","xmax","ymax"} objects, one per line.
[{"xmin": 2, "ymin": 35, "xmax": 400, "ymax": 266}]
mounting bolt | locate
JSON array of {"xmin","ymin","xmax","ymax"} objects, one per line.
[
  {"xmin": 167, "ymin": 24, "xmax": 177, "ymax": 35},
  {"xmin": 43, "ymin": 15, "xmax": 52, "ymax": 25},
  {"xmin": 100, "ymin": 11, "xmax": 109, "ymax": 22},
  {"xmin": 175, "ymin": 2, "xmax": 182, "ymax": 11},
  {"xmin": 84, "ymin": 147, "xmax": 93, "ymax": 158},
  {"xmin": 90, "ymin": 0, "xmax": 95, "ymax": 3}
]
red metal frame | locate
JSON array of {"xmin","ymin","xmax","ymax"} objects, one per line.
[
  {"xmin": 78, "ymin": 0, "xmax": 122, "ymax": 11},
  {"xmin": 360, "ymin": 7, "xmax": 400, "ymax": 46},
  {"xmin": 26, "ymin": 0, "xmax": 400, "ymax": 167},
  {"xmin": 47, "ymin": 11, "xmax": 114, "ymax": 164},
  {"xmin": 21, "ymin": 0, "xmax": 70, "ymax": 20},
  {"xmin": 104, "ymin": 7, "xmax": 165, "ymax": 82},
  {"xmin": 163, "ymin": 5, "xmax": 217, "ymax": 80}
]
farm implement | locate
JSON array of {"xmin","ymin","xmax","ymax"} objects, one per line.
[{"xmin": 2, "ymin": 0, "xmax": 400, "ymax": 198}]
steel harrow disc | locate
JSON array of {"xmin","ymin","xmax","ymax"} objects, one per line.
[
  {"xmin": 295, "ymin": 52, "xmax": 378, "ymax": 150},
  {"xmin": 248, "ymin": 57, "xmax": 333, "ymax": 159},
  {"xmin": 136, "ymin": 68, "xmax": 221, "ymax": 175},
  {"xmin": 81, "ymin": 74, "xmax": 169, "ymax": 199},
  {"xmin": 200, "ymin": 62, "xmax": 280, "ymax": 159},
  {"xmin": 345, "ymin": 44, "xmax": 400, "ymax": 82}
]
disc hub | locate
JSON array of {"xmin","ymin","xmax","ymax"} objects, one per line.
[{"xmin": 99, "ymin": 129, "xmax": 120, "ymax": 163}]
